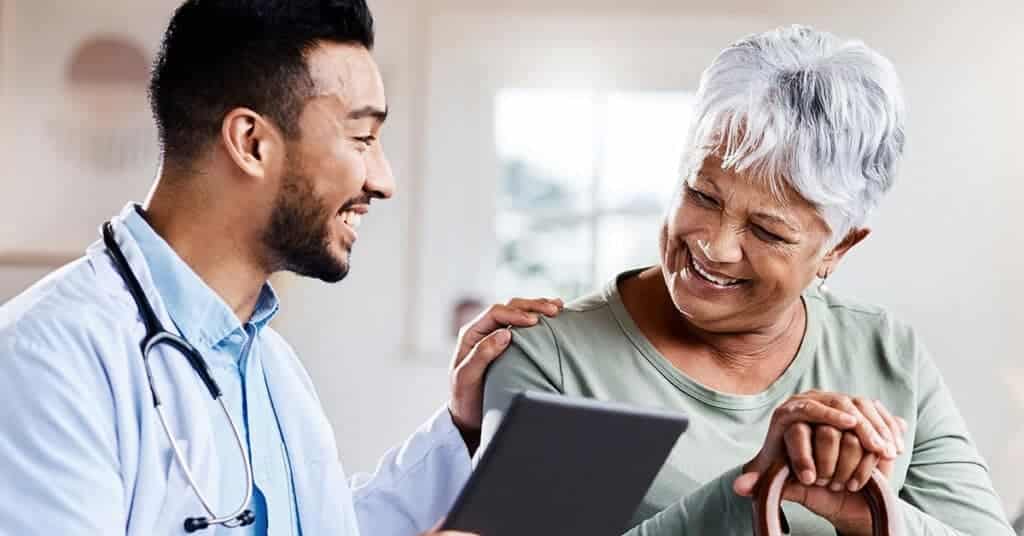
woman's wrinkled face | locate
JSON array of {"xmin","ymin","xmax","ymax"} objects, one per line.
[{"xmin": 660, "ymin": 154, "xmax": 833, "ymax": 332}]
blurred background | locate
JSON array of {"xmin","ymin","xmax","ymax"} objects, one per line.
[{"xmin": 1, "ymin": 0, "xmax": 1021, "ymax": 525}]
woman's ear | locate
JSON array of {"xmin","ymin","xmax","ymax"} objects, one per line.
[{"xmin": 818, "ymin": 228, "xmax": 871, "ymax": 278}]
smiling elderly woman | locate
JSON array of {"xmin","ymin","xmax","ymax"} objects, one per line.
[{"xmin": 480, "ymin": 25, "xmax": 1015, "ymax": 535}]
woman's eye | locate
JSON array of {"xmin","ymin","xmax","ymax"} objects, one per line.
[
  {"xmin": 687, "ymin": 187, "xmax": 719, "ymax": 208},
  {"xmin": 752, "ymin": 225, "xmax": 785, "ymax": 243},
  {"xmin": 354, "ymin": 136, "xmax": 376, "ymax": 146}
]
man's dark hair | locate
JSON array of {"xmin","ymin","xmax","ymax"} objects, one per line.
[{"xmin": 149, "ymin": 0, "xmax": 375, "ymax": 167}]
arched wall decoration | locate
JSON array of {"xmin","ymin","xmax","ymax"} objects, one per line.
[{"xmin": 49, "ymin": 34, "xmax": 159, "ymax": 175}]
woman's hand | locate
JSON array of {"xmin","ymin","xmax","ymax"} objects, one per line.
[
  {"xmin": 734, "ymin": 391, "xmax": 908, "ymax": 536},
  {"xmin": 807, "ymin": 400, "xmax": 907, "ymax": 493}
]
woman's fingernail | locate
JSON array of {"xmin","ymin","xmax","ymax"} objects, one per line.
[
  {"xmin": 815, "ymin": 478, "xmax": 830, "ymax": 487},
  {"xmin": 800, "ymin": 470, "xmax": 816, "ymax": 485},
  {"xmin": 830, "ymin": 482, "xmax": 843, "ymax": 492},
  {"xmin": 848, "ymin": 480, "xmax": 860, "ymax": 492}
]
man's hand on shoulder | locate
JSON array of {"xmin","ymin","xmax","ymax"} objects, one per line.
[{"xmin": 447, "ymin": 297, "xmax": 563, "ymax": 453}]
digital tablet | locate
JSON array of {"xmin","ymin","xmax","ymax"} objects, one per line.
[{"xmin": 441, "ymin": 391, "xmax": 688, "ymax": 536}]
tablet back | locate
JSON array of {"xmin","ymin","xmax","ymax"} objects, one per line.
[{"xmin": 442, "ymin": 391, "xmax": 688, "ymax": 536}]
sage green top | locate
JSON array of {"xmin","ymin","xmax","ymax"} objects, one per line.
[{"xmin": 480, "ymin": 270, "xmax": 1013, "ymax": 535}]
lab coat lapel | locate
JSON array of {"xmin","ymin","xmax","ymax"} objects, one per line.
[{"xmin": 260, "ymin": 345, "xmax": 359, "ymax": 535}]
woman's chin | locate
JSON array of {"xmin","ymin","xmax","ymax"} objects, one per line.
[{"xmin": 666, "ymin": 272, "xmax": 750, "ymax": 329}]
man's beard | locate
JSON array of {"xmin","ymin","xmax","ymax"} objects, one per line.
[{"xmin": 262, "ymin": 168, "xmax": 350, "ymax": 283}]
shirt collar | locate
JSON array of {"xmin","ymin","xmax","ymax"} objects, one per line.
[{"xmin": 121, "ymin": 204, "xmax": 280, "ymax": 355}]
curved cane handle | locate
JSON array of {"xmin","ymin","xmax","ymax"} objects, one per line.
[{"xmin": 752, "ymin": 462, "xmax": 902, "ymax": 536}]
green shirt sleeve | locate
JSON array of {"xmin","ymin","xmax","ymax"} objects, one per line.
[
  {"xmin": 481, "ymin": 319, "xmax": 565, "ymax": 455},
  {"xmin": 624, "ymin": 465, "xmax": 754, "ymax": 536},
  {"xmin": 893, "ymin": 318, "xmax": 1015, "ymax": 535}
]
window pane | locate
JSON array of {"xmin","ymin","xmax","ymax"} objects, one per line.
[
  {"xmin": 495, "ymin": 89, "xmax": 597, "ymax": 213},
  {"xmin": 595, "ymin": 214, "xmax": 662, "ymax": 285},
  {"xmin": 495, "ymin": 89, "xmax": 598, "ymax": 301},
  {"xmin": 496, "ymin": 219, "xmax": 593, "ymax": 301},
  {"xmin": 599, "ymin": 91, "xmax": 695, "ymax": 212}
]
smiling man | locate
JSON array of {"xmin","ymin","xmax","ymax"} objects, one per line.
[{"xmin": 0, "ymin": 1, "xmax": 563, "ymax": 535}]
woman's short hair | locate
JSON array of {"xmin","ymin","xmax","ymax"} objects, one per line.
[{"xmin": 682, "ymin": 24, "xmax": 906, "ymax": 246}]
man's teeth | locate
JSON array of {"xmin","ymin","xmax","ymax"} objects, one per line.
[
  {"xmin": 339, "ymin": 211, "xmax": 362, "ymax": 229},
  {"xmin": 690, "ymin": 255, "xmax": 741, "ymax": 286}
]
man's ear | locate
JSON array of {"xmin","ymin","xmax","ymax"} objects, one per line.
[
  {"xmin": 818, "ymin": 228, "xmax": 871, "ymax": 278},
  {"xmin": 220, "ymin": 107, "xmax": 283, "ymax": 179}
]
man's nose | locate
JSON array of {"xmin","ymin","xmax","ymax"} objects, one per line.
[{"xmin": 364, "ymin": 147, "xmax": 395, "ymax": 200}]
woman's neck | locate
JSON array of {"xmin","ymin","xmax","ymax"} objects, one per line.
[{"xmin": 619, "ymin": 267, "xmax": 807, "ymax": 395}]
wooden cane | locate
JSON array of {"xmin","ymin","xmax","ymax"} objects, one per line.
[{"xmin": 753, "ymin": 462, "xmax": 901, "ymax": 536}]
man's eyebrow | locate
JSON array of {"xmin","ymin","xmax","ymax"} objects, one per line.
[{"xmin": 346, "ymin": 105, "xmax": 388, "ymax": 122}]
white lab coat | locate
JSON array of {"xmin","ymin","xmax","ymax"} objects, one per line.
[{"xmin": 0, "ymin": 207, "xmax": 471, "ymax": 536}]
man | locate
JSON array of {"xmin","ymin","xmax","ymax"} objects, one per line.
[{"xmin": 0, "ymin": 1, "xmax": 562, "ymax": 534}]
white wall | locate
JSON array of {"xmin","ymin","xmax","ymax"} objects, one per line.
[{"xmin": 1, "ymin": 0, "xmax": 1021, "ymax": 517}]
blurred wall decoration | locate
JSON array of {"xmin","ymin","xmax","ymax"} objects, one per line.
[{"xmin": 55, "ymin": 35, "xmax": 155, "ymax": 175}]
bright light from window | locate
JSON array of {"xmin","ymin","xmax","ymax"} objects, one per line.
[{"xmin": 494, "ymin": 88, "xmax": 695, "ymax": 301}]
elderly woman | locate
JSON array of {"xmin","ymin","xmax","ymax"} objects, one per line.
[{"xmin": 480, "ymin": 25, "xmax": 1014, "ymax": 535}]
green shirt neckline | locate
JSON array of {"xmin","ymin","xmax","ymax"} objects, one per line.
[{"xmin": 602, "ymin": 268, "xmax": 823, "ymax": 411}]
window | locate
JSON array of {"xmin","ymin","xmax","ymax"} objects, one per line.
[{"xmin": 494, "ymin": 89, "xmax": 695, "ymax": 301}]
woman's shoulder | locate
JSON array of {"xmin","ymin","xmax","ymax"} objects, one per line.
[
  {"xmin": 806, "ymin": 286, "xmax": 929, "ymax": 379},
  {"xmin": 807, "ymin": 285, "xmax": 913, "ymax": 334},
  {"xmin": 511, "ymin": 287, "xmax": 620, "ymax": 351}
]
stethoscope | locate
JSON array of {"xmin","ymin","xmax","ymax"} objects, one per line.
[{"xmin": 102, "ymin": 222, "xmax": 256, "ymax": 533}]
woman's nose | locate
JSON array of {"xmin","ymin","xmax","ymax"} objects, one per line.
[{"xmin": 698, "ymin": 227, "xmax": 743, "ymax": 264}]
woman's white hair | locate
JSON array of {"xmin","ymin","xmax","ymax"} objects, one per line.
[{"xmin": 682, "ymin": 25, "xmax": 906, "ymax": 247}]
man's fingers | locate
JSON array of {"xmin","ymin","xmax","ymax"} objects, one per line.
[
  {"xmin": 507, "ymin": 297, "xmax": 563, "ymax": 317},
  {"xmin": 456, "ymin": 305, "xmax": 537, "ymax": 359},
  {"xmin": 456, "ymin": 300, "xmax": 563, "ymax": 360},
  {"xmin": 455, "ymin": 328, "xmax": 512, "ymax": 384},
  {"xmin": 784, "ymin": 423, "xmax": 816, "ymax": 485}
]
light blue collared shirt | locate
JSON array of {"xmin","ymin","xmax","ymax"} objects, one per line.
[
  {"xmin": 0, "ymin": 202, "xmax": 472, "ymax": 536},
  {"xmin": 122, "ymin": 207, "xmax": 298, "ymax": 536}
]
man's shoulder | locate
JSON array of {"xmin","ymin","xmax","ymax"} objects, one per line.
[{"xmin": 0, "ymin": 257, "xmax": 133, "ymax": 355}]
